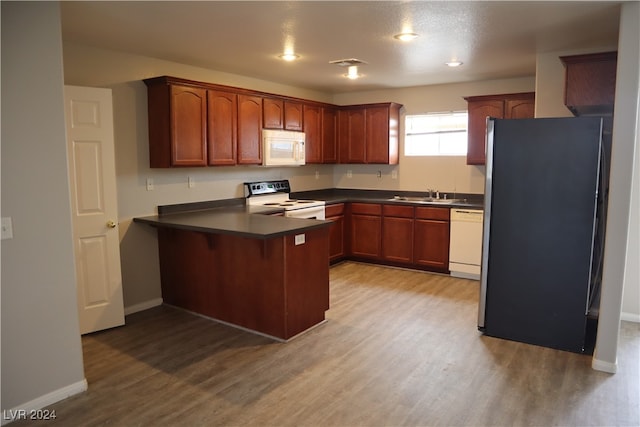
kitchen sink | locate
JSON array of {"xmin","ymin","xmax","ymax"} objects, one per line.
[{"xmin": 388, "ymin": 196, "xmax": 463, "ymax": 204}]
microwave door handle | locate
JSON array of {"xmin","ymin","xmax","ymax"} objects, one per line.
[
  {"xmin": 298, "ymin": 141, "xmax": 304, "ymax": 159},
  {"xmin": 293, "ymin": 142, "xmax": 299, "ymax": 161}
]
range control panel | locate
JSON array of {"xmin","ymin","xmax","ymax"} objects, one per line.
[{"xmin": 244, "ymin": 179, "xmax": 291, "ymax": 197}]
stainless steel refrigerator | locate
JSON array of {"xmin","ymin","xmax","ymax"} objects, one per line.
[{"xmin": 478, "ymin": 116, "xmax": 606, "ymax": 353}]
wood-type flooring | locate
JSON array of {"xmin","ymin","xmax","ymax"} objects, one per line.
[{"xmin": 12, "ymin": 262, "xmax": 640, "ymax": 426}]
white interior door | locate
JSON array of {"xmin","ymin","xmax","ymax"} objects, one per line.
[{"xmin": 64, "ymin": 85, "xmax": 125, "ymax": 334}]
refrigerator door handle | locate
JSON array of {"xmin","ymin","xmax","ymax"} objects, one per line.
[{"xmin": 478, "ymin": 117, "xmax": 496, "ymax": 330}]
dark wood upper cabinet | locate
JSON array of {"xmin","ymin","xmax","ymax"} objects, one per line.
[
  {"xmin": 560, "ymin": 51, "xmax": 617, "ymax": 116},
  {"xmin": 464, "ymin": 92, "xmax": 535, "ymax": 165},
  {"xmin": 207, "ymin": 90, "xmax": 237, "ymax": 166},
  {"xmin": 263, "ymin": 97, "xmax": 284, "ymax": 129},
  {"xmin": 263, "ymin": 99, "xmax": 303, "ymax": 131},
  {"xmin": 170, "ymin": 85, "xmax": 208, "ymax": 167},
  {"xmin": 322, "ymin": 107, "xmax": 338, "ymax": 163},
  {"xmin": 339, "ymin": 108, "xmax": 366, "ymax": 163},
  {"xmin": 284, "ymin": 101, "xmax": 304, "ymax": 131},
  {"xmin": 303, "ymin": 104, "xmax": 322, "ymax": 164},
  {"xmin": 144, "ymin": 76, "xmax": 401, "ymax": 168},
  {"xmin": 338, "ymin": 103, "xmax": 401, "ymax": 165},
  {"xmin": 145, "ymin": 79, "xmax": 208, "ymax": 167},
  {"xmin": 237, "ymin": 94, "xmax": 263, "ymax": 165}
]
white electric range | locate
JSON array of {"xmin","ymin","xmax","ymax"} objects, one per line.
[{"xmin": 245, "ymin": 180, "xmax": 326, "ymax": 219}]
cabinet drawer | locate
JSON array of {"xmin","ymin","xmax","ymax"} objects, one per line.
[
  {"xmin": 350, "ymin": 203, "xmax": 382, "ymax": 216},
  {"xmin": 383, "ymin": 204, "xmax": 414, "ymax": 218},
  {"xmin": 415, "ymin": 207, "xmax": 450, "ymax": 221},
  {"xmin": 325, "ymin": 203, "xmax": 345, "ymax": 217}
]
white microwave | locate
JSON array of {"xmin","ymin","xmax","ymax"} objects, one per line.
[{"xmin": 262, "ymin": 129, "xmax": 305, "ymax": 166}]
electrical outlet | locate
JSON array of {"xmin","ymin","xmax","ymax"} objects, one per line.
[
  {"xmin": 347, "ymin": 170, "xmax": 352, "ymax": 178},
  {"xmin": 146, "ymin": 178, "xmax": 154, "ymax": 191},
  {"xmin": 1, "ymin": 217, "xmax": 13, "ymax": 240},
  {"xmin": 294, "ymin": 234, "xmax": 305, "ymax": 245},
  {"xmin": 188, "ymin": 176, "xmax": 195, "ymax": 188},
  {"xmin": 392, "ymin": 170, "xmax": 398, "ymax": 179},
  {"xmin": 377, "ymin": 170, "xmax": 382, "ymax": 178},
  {"xmin": 315, "ymin": 171, "xmax": 320, "ymax": 180}
]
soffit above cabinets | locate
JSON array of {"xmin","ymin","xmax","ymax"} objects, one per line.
[{"xmin": 60, "ymin": 1, "xmax": 621, "ymax": 94}]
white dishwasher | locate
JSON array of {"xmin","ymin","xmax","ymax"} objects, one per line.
[{"xmin": 449, "ymin": 209, "xmax": 484, "ymax": 280}]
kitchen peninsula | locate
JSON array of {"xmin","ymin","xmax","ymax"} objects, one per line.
[{"xmin": 134, "ymin": 201, "xmax": 331, "ymax": 341}]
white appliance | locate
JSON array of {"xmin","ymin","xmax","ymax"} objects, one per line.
[
  {"xmin": 262, "ymin": 129, "xmax": 306, "ymax": 166},
  {"xmin": 449, "ymin": 208, "xmax": 484, "ymax": 280},
  {"xmin": 245, "ymin": 180, "xmax": 325, "ymax": 219}
]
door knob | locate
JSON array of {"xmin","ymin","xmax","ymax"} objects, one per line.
[{"xmin": 107, "ymin": 220, "xmax": 117, "ymax": 229}]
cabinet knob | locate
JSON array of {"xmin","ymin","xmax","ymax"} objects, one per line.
[{"xmin": 107, "ymin": 220, "xmax": 117, "ymax": 229}]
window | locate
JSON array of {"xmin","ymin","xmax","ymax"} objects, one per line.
[{"xmin": 404, "ymin": 111, "xmax": 468, "ymax": 156}]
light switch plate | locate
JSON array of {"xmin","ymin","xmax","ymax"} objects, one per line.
[
  {"xmin": 1, "ymin": 217, "xmax": 13, "ymax": 240},
  {"xmin": 146, "ymin": 178, "xmax": 154, "ymax": 191}
]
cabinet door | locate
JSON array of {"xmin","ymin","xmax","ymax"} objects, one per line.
[
  {"xmin": 303, "ymin": 104, "xmax": 322, "ymax": 163},
  {"xmin": 284, "ymin": 101, "xmax": 303, "ymax": 131},
  {"xmin": 339, "ymin": 108, "xmax": 366, "ymax": 163},
  {"xmin": 505, "ymin": 97, "xmax": 535, "ymax": 119},
  {"xmin": 466, "ymin": 99, "xmax": 504, "ymax": 165},
  {"xmin": 350, "ymin": 214, "xmax": 381, "ymax": 258},
  {"xmin": 414, "ymin": 219, "xmax": 450, "ymax": 270},
  {"xmin": 207, "ymin": 90, "xmax": 237, "ymax": 165},
  {"xmin": 561, "ymin": 52, "xmax": 617, "ymax": 115},
  {"xmin": 237, "ymin": 94, "xmax": 263, "ymax": 164},
  {"xmin": 263, "ymin": 98, "xmax": 283, "ymax": 129},
  {"xmin": 382, "ymin": 216, "xmax": 414, "ymax": 264},
  {"xmin": 170, "ymin": 85, "xmax": 208, "ymax": 166},
  {"xmin": 365, "ymin": 106, "xmax": 391, "ymax": 164},
  {"xmin": 322, "ymin": 107, "xmax": 338, "ymax": 163},
  {"xmin": 328, "ymin": 215, "xmax": 345, "ymax": 262}
]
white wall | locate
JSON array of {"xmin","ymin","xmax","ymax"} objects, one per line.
[
  {"xmin": 593, "ymin": 0, "xmax": 640, "ymax": 372},
  {"xmin": 1, "ymin": 1, "xmax": 86, "ymax": 412}
]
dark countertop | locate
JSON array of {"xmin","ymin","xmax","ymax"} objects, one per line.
[
  {"xmin": 133, "ymin": 189, "xmax": 483, "ymax": 239},
  {"xmin": 291, "ymin": 188, "xmax": 484, "ymax": 209},
  {"xmin": 134, "ymin": 203, "xmax": 332, "ymax": 239}
]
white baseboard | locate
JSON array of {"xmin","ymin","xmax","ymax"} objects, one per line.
[
  {"xmin": 1, "ymin": 379, "xmax": 87, "ymax": 425},
  {"xmin": 124, "ymin": 298, "xmax": 163, "ymax": 316},
  {"xmin": 592, "ymin": 358, "xmax": 618, "ymax": 374},
  {"xmin": 621, "ymin": 311, "xmax": 640, "ymax": 323}
]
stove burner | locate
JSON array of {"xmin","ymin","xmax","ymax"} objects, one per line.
[
  {"xmin": 284, "ymin": 199, "xmax": 297, "ymax": 202},
  {"xmin": 280, "ymin": 203, "xmax": 295, "ymax": 206},
  {"xmin": 296, "ymin": 200, "xmax": 314, "ymax": 203},
  {"xmin": 263, "ymin": 202, "xmax": 282, "ymax": 206}
]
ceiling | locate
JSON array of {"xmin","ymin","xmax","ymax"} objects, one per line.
[{"xmin": 60, "ymin": 1, "xmax": 622, "ymax": 94}]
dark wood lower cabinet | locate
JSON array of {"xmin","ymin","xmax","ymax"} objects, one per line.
[
  {"xmin": 382, "ymin": 205, "xmax": 414, "ymax": 264},
  {"xmin": 157, "ymin": 227, "xmax": 329, "ymax": 340},
  {"xmin": 344, "ymin": 203, "xmax": 450, "ymax": 273},
  {"xmin": 413, "ymin": 207, "xmax": 450, "ymax": 271},
  {"xmin": 326, "ymin": 203, "xmax": 345, "ymax": 263},
  {"xmin": 349, "ymin": 203, "xmax": 382, "ymax": 259}
]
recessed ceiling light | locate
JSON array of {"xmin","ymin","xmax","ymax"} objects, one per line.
[
  {"xmin": 393, "ymin": 32, "xmax": 419, "ymax": 42},
  {"xmin": 344, "ymin": 65, "xmax": 363, "ymax": 80},
  {"xmin": 278, "ymin": 53, "xmax": 300, "ymax": 61},
  {"xmin": 445, "ymin": 61, "xmax": 463, "ymax": 67}
]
